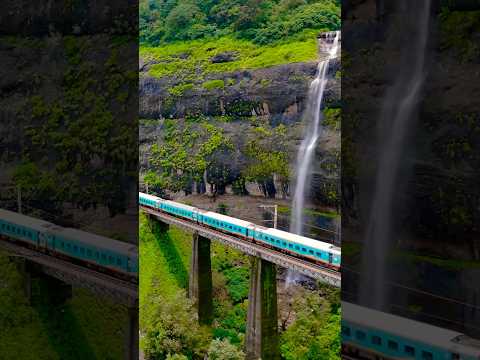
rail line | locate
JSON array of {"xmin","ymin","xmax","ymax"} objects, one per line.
[{"xmin": 141, "ymin": 206, "xmax": 341, "ymax": 287}]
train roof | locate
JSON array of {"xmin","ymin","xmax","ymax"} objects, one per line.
[
  {"xmin": 0, "ymin": 209, "xmax": 137, "ymax": 256},
  {"xmin": 139, "ymin": 192, "xmax": 161, "ymax": 202},
  {"xmin": 203, "ymin": 211, "xmax": 253, "ymax": 228},
  {"xmin": 0, "ymin": 208, "xmax": 53, "ymax": 231},
  {"xmin": 260, "ymin": 227, "xmax": 340, "ymax": 253},
  {"xmin": 163, "ymin": 200, "xmax": 197, "ymax": 212},
  {"xmin": 342, "ymin": 301, "xmax": 480, "ymax": 356},
  {"xmin": 51, "ymin": 227, "xmax": 138, "ymax": 255}
]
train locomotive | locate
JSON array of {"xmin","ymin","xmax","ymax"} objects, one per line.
[
  {"xmin": 139, "ymin": 192, "xmax": 341, "ymax": 270},
  {"xmin": 0, "ymin": 209, "xmax": 138, "ymax": 282},
  {"xmin": 342, "ymin": 301, "xmax": 480, "ymax": 360}
]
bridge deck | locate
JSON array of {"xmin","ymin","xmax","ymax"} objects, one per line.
[
  {"xmin": 141, "ymin": 207, "xmax": 341, "ymax": 288},
  {"xmin": 0, "ymin": 239, "xmax": 138, "ymax": 306}
]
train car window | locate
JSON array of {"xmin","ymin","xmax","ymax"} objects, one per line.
[
  {"xmin": 61, "ymin": 241, "xmax": 64, "ymax": 248},
  {"xmin": 301, "ymin": 247, "xmax": 307, "ymax": 252},
  {"xmin": 295, "ymin": 246, "xmax": 300, "ymax": 250},
  {"xmin": 283, "ymin": 242, "xmax": 287, "ymax": 246},
  {"xmin": 117, "ymin": 258, "xmax": 122, "ymax": 265},
  {"xmin": 87, "ymin": 249, "xmax": 92, "ymax": 256},
  {"xmin": 109, "ymin": 256, "xmax": 114, "ymax": 263},
  {"xmin": 101, "ymin": 254, "xmax": 106, "ymax": 260},
  {"xmin": 371, "ymin": 336, "xmax": 381, "ymax": 345},
  {"xmin": 388, "ymin": 340, "xmax": 398, "ymax": 351},
  {"xmin": 341, "ymin": 326, "xmax": 351, "ymax": 336},
  {"xmin": 421, "ymin": 351, "xmax": 433, "ymax": 360},
  {"xmin": 96, "ymin": 252, "xmax": 99, "ymax": 258},
  {"xmin": 405, "ymin": 346, "xmax": 415, "ymax": 356},
  {"xmin": 74, "ymin": 245, "xmax": 78, "ymax": 252},
  {"xmin": 316, "ymin": 252, "xmax": 322, "ymax": 257},
  {"xmin": 80, "ymin": 248, "xmax": 85, "ymax": 254},
  {"xmin": 355, "ymin": 331, "xmax": 366, "ymax": 341},
  {"xmin": 289, "ymin": 244, "xmax": 293, "ymax": 248},
  {"xmin": 309, "ymin": 250, "xmax": 314, "ymax": 254},
  {"xmin": 67, "ymin": 243, "xmax": 71, "ymax": 249}
]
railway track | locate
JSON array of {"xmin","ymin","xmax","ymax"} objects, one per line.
[{"xmin": 141, "ymin": 206, "xmax": 341, "ymax": 287}]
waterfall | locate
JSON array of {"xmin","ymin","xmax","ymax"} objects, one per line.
[
  {"xmin": 290, "ymin": 31, "xmax": 339, "ymax": 236},
  {"xmin": 285, "ymin": 31, "xmax": 339, "ymax": 288},
  {"xmin": 359, "ymin": 0, "xmax": 432, "ymax": 310}
]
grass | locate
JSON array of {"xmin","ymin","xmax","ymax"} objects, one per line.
[
  {"xmin": 139, "ymin": 213, "xmax": 192, "ymax": 330},
  {"xmin": 140, "ymin": 32, "xmax": 318, "ymax": 81},
  {"xmin": 0, "ymin": 251, "xmax": 127, "ymax": 360}
]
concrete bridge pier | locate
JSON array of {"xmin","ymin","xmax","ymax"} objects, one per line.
[
  {"xmin": 245, "ymin": 257, "xmax": 280, "ymax": 360},
  {"xmin": 146, "ymin": 213, "xmax": 169, "ymax": 233},
  {"xmin": 10, "ymin": 256, "xmax": 33, "ymax": 303},
  {"xmin": 189, "ymin": 231, "xmax": 213, "ymax": 325},
  {"xmin": 125, "ymin": 304, "xmax": 139, "ymax": 360},
  {"xmin": 11, "ymin": 257, "xmax": 72, "ymax": 305}
]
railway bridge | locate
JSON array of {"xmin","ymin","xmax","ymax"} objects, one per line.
[
  {"xmin": 0, "ymin": 234, "xmax": 139, "ymax": 360},
  {"xmin": 141, "ymin": 206, "xmax": 341, "ymax": 360}
]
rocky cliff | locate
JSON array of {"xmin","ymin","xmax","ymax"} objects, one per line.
[{"xmin": 139, "ymin": 53, "xmax": 341, "ymax": 208}]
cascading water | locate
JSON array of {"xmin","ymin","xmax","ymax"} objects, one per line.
[
  {"xmin": 359, "ymin": 0, "xmax": 432, "ymax": 310},
  {"xmin": 290, "ymin": 31, "xmax": 340, "ymax": 237},
  {"xmin": 285, "ymin": 31, "xmax": 339, "ymax": 288}
]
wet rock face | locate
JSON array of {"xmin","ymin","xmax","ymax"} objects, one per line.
[
  {"xmin": 0, "ymin": 0, "xmax": 137, "ymax": 35},
  {"xmin": 140, "ymin": 60, "xmax": 340, "ymax": 123}
]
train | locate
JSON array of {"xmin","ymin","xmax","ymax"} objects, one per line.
[
  {"xmin": 342, "ymin": 301, "xmax": 480, "ymax": 360},
  {"xmin": 0, "ymin": 209, "xmax": 138, "ymax": 282},
  {"xmin": 139, "ymin": 192, "xmax": 341, "ymax": 270}
]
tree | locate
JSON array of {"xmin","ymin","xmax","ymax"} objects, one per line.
[
  {"xmin": 143, "ymin": 291, "xmax": 211, "ymax": 359},
  {"xmin": 280, "ymin": 292, "xmax": 340, "ymax": 360},
  {"xmin": 207, "ymin": 338, "xmax": 245, "ymax": 360}
]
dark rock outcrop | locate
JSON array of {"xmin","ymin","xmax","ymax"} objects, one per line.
[{"xmin": 139, "ymin": 59, "xmax": 340, "ymax": 124}]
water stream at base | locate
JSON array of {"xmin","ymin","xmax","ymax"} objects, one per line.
[{"xmin": 359, "ymin": 0, "xmax": 432, "ymax": 310}]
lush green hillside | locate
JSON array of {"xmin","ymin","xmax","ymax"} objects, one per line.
[{"xmin": 140, "ymin": 0, "xmax": 340, "ymax": 46}]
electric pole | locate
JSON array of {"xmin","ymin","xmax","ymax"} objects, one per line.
[{"xmin": 259, "ymin": 204, "xmax": 278, "ymax": 229}]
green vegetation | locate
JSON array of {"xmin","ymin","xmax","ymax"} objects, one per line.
[
  {"xmin": 145, "ymin": 119, "xmax": 292, "ymax": 199},
  {"xmin": 169, "ymin": 83, "xmax": 195, "ymax": 96},
  {"xmin": 140, "ymin": 0, "xmax": 340, "ymax": 46},
  {"xmin": 202, "ymin": 79, "xmax": 225, "ymax": 90},
  {"xmin": 10, "ymin": 35, "xmax": 137, "ymax": 217},
  {"xmin": 140, "ymin": 213, "xmax": 341, "ymax": 359},
  {"xmin": 439, "ymin": 8, "xmax": 480, "ymax": 62},
  {"xmin": 0, "ymin": 251, "xmax": 127, "ymax": 359},
  {"xmin": 141, "ymin": 34, "xmax": 319, "ymax": 81},
  {"xmin": 323, "ymin": 107, "xmax": 341, "ymax": 131}
]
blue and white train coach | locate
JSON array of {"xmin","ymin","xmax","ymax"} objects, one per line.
[
  {"xmin": 139, "ymin": 192, "xmax": 341, "ymax": 270},
  {"xmin": 0, "ymin": 209, "xmax": 138, "ymax": 281},
  {"xmin": 342, "ymin": 301, "xmax": 480, "ymax": 360}
]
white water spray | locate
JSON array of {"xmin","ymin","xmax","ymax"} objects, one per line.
[
  {"xmin": 290, "ymin": 31, "xmax": 339, "ymax": 236},
  {"xmin": 360, "ymin": 0, "xmax": 431, "ymax": 310}
]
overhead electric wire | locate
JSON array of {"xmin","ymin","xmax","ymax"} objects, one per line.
[{"xmin": 342, "ymin": 264, "xmax": 480, "ymax": 311}]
